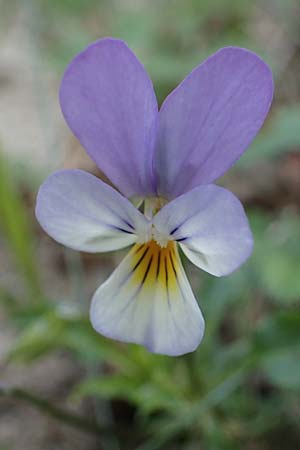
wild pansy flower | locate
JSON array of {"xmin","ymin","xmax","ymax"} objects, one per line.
[{"xmin": 36, "ymin": 38, "xmax": 273, "ymax": 356}]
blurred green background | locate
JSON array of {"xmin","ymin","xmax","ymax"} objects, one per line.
[{"xmin": 1, "ymin": 0, "xmax": 300, "ymax": 449}]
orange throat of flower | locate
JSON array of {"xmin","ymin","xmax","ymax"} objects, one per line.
[{"xmin": 130, "ymin": 240, "xmax": 179, "ymax": 293}]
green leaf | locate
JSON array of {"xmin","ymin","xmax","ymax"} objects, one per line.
[
  {"xmin": 74, "ymin": 374, "xmax": 138, "ymax": 400},
  {"xmin": 260, "ymin": 346, "xmax": 300, "ymax": 389},
  {"xmin": 8, "ymin": 313, "xmax": 65, "ymax": 362},
  {"xmin": 254, "ymin": 311, "xmax": 300, "ymax": 352},
  {"xmin": 250, "ymin": 210, "xmax": 300, "ymax": 303}
]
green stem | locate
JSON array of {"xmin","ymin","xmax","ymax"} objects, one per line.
[
  {"xmin": 136, "ymin": 354, "xmax": 259, "ymax": 450},
  {"xmin": 0, "ymin": 384, "xmax": 113, "ymax": 437}
]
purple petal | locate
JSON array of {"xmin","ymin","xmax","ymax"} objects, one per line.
[
  {"xmin": 154, "ymin": 47, "xmax": 274, "ymax": 199},
  {"xmin": 153, "ymin": 184, "xmax": 253, "ymax": 276},
  {"xmin": 36, "ymin": 169, "xmax": 150, "ymax": 253},
  {"xmin": 60, "ymin": 38, "xmax": 158, "ymax": 198}
]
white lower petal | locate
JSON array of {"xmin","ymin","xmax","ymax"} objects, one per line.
[
  {"xmin": 90, "ymin": 241, "xmax": 205, "ymax": 356},
  {"xmin": 36, "ymin": 169, "xmax": 150, "ymax": 252}
]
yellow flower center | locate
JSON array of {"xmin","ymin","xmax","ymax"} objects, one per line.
[{"xmin": 130, "ymin": 240, "xmax": 179, "ymax": 292}]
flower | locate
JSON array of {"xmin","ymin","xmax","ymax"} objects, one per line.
[{"xmin": 36, "ymin": 38, "xmax": 273, "ymax": 356}]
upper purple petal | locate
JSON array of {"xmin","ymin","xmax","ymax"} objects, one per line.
[
  {"xmin": 154, "ymin": 47, "xmax": 274, "ymax": 199},
  {"xmin": 59, "ymin": 38, "xmax": 158, "ymax": 198}
]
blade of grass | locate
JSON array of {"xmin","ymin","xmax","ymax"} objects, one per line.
[{"xmin": 0, "ymin": 152, "xmax": 43, "ymax": 303}]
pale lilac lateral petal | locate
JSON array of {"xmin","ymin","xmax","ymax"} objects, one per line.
[
  {"xmin": 154, "ymin": 47, "xmax": 274, "ymax": 199},
  {"xmin": 36, "ymin": 169, "xmax": 150, "ymax": 252},
  {"xmin": 153, "ymin": 185, "xmax": 253, "ymax": 276},
  {"xmin": 60, "ymin": 38, "xmax": 158, "ymax": 198},
  {"xmin": 90, "ymin": 242, "xmax": 205, "ymax": 356}
]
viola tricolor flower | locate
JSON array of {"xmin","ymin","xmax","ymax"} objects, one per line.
[{"xmin": 36, "ymin": 38, "xmax": 273, "ymax": 356}]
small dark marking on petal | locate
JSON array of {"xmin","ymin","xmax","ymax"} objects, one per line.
[
  {"xmin": 134, "ymin": 244, "xmax": 144, "ymax": 254},
  {"xmin": 132, "ymin": 246, "xmax": 149, "ymax": 271},
  {"xmin": 170, "ymin": 219, "xmax": 188, "ymax": 235},
  {"xmin": 141, "ymin": 255, "xmax": 153, "ymax": 285},
  {"xmin": 169, "ymin": 253, "xmax": 178, "ymax": 279},
  {"xmin": 112, "ymin": 226, "xmax": 134, "ymax": 234},
  {"xmin": 122, "ymin": 219, "xmax": 134, "ymax": 230},
  {"xmin": 165, "ymin": 256, "xmax": 171, "ymax": 307},
  {"xmin": 156, "ymin": 251, "xmax": 161, "ymax": 279},
  {"xmin": 165, "ymin": 256, "xmax": 169, "ymax": 291},
  {"xmin": 170, "ymin": 225, "xmax": 180, "ymax": 235},
  {"xmin": 176, "ymin": 237, "xmax": 188, "ymax": 242}
]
